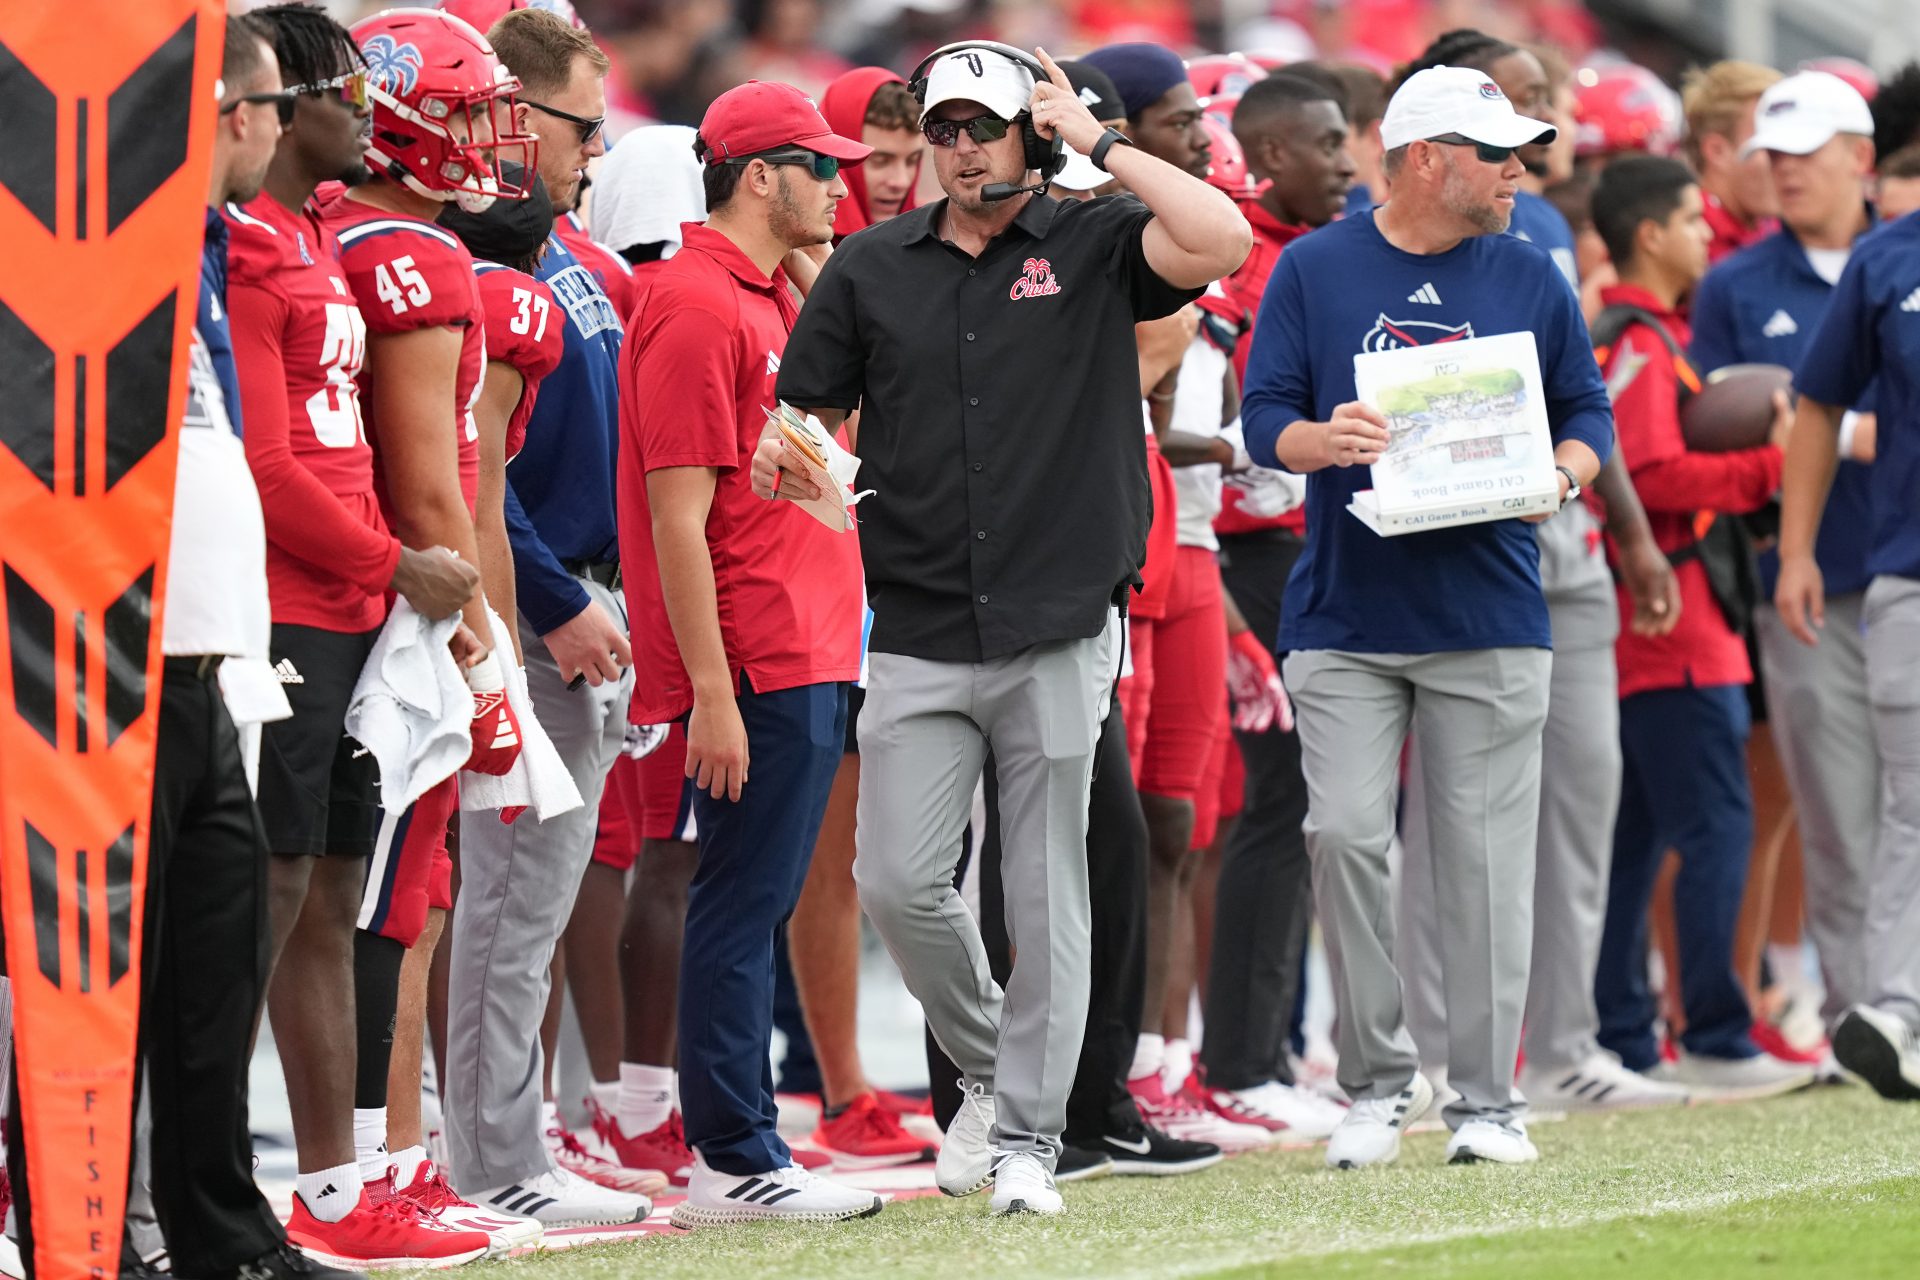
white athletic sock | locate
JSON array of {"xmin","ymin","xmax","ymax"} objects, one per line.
[
  {"xmin": 389, "ymin": 1144, "xmax": 428, "ymax": 1189},
  {"xmin": 297, "ymin": 1163, "xmax": 361, "ymax": 1224},
  {"xmin": 1767, "ymin": 942, "xmax": 1812, "ymax": 995},
  {"xmin": 589, "ymin": 1078, "xmax": 621, "ymax": 1114},
  {"xmin": 541, "ymin": 1099, "xmax": 561, "ymax": 1133},
  {"xmin": 1162, "ymin": 1038, "xmax": 1194, "ymax": 1093},
  {"xmin": 618, "ymin": 1062, "xmax": 675, "ymax": 1136},
  {"xmin": 352, "ymin": 1107, "xmax": 390, "ymax": 1185},
  {"xmin": 1129, "ymin": 1033, "xmax": 1166, "ymax": 1083}
]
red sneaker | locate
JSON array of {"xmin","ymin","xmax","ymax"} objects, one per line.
[
  {"xmin": 788, "ymin": 1145, "xmax": 835, "ymax": 1172},
  {"xmin": 872, "ymin": 1088, "xmax": 934, "ymax": 1118},
  {"xmin": 1752, "ymin": 1019, "xmax": 1828, "ymax": 1066},
  {"xmin": 287, "ymin": 1178, "xmax": 491, "ymax": 1270},
  {"xmin": 587, "ymin": 1098, "xmax": 695, "ymax": 1187},
  {"xmin": 808, "ymin": 1092, "xmax": 936, "ymax": 1170},
  {"xmin": 547, "ymin": 1116, "xmax": 669, "ymax": 1197},
  {"xmin": 394, "ymin": 1159, "xmax": 543, "ymax": 1255}
]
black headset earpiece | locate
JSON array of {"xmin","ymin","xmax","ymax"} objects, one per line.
[{"xmin": 907, "ymin": 40, "xmax": 1066, "ymax": 181}]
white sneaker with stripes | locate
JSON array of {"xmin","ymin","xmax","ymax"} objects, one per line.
[
  {"xmin": 1518, "ymin": 1051, "xmax": 1689, "ymax": 1112},
  {"xmin": 471, "ymin": 1166, "xmax": 649, "ymax": 1228},
  {"xmin": 669, "ymin": 1152, "xmax": 884, "ymax": 1229},
  {"xmin": 1325, "ymin": 1072, "xmax": 1434, "ymax": 1170}
]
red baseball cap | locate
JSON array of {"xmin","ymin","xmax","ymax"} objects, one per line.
[{"xmin": 696, "ymin": 81, "xmax": 873, "ymax": 165}]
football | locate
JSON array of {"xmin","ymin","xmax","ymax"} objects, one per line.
[{"xmin": 1680, "ymin": 362, "xmax": 1793, "ymax": 452}]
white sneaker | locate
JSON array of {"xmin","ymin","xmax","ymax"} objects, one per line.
[
  {"xmin": 1326, "ymin": 1072, "xmax": 1433, "ymax": 1170},
  {"xmin": 1651, "ymin": 1050, "xmax": 1815, "ymax": 1101},
  {"xmin": 1208, "ymin": 1081, "xmax": 1346, "ymax": 1141},
  {"xmin": 1518, "ymin": 1052, "xmax": 1690, "ymax": 1112},
  {"xmin": 473, "ymin": 1166, "xmax": 649, "ymax": 1228},
  {"xmin": 1833, "ymin": 1004, "xmax": 1920, "ymax": 1102},
  {"xmin": 668, "ymin": 1152, "xmax": 884, "ymax": 1228},
  {"xmin": 1447, "ymin": 1118, "xmax": 1538, "ymax": 1164},
  {"xmin": 937, "ymin": 1079, "xmax": 997, "ymax": 1197},
  {"xmin": 989, "ymin": 1151, "xmax": 1063, "ymax": 1216}
]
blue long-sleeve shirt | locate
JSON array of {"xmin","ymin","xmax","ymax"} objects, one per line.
[
  {"xmin": 1689, "ymin": 221, "xmax": 1876, "ymax": 598},
  {"xmin": 1241, "ymin": 210, "xmax": 1614, "ymax": 655},
  {"xmin": 505, "ymin": 232, "xmax": 624, "ymax": 634}
]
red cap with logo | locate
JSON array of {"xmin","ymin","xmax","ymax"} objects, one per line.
[{"xmin": 695, "ymin": 81, "xmax": 874, "ymax": 165}]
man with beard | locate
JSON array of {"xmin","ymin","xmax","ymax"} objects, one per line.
[{"xmin": 1241, "ymin": 66, "xmax": 1609, "ymax": 1169}]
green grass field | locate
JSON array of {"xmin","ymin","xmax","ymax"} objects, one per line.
[{"xmin": 482, "ymin": 1088, "xmax": 1920, "ymax": 1280}]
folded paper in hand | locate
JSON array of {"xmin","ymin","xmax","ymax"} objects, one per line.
[{"xmin": 769, "ymin": 402, "xmax": 869, "ymax": 532}]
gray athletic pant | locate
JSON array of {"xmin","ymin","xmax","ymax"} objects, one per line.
[
  {"xmin": 1861, "ymin": 576, "xmax": 1920, "ymax": 1034},
  {"xmin": 1401, "ymin": 508, "xmax": 1622, "ymax": 1076},
  {"xmin": 447, "ymin": 577, "xmax": 632, "ymax": 1190},
  {"xmin": 1285, "ymin": 646, "xmax": 1551, "ymax": 1127},
  {"xmin": 855, "ymin": 625, "xmax": 1116, "ymax": 1165},
  {"xmin": 1754, "ymin": 594, "xmax": 1880, "ymax": 1025}
]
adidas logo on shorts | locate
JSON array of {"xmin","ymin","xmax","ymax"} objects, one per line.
[
  {"xmin": 1901, "ymin": 287, "xmax": 1920, "ymax": 313},
  {"xmin": 274, "ymin": 657, "xmax": 305, "ymax": 684}
]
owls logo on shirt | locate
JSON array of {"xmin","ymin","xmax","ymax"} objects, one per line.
[{"xmin": 1361, "ymin": 315, "xmax": 1475, "ymax": 351}]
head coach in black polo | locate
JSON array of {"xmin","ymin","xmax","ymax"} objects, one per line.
[{"xmin": 755, "ymin": 42, "xmax": 1249, "ymax": 1214}]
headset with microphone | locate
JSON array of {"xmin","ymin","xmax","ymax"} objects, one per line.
[{"xmin": 907, "ymin": 40, "xmax": 1066, "ymax": 203}]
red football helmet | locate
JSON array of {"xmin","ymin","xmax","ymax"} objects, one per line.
[
  {"xmin": 1573, "ymin": 62, "xmax": 1683, "ymax": 159},
  {"xmin": 435, "ymin": 0, "xmax": 586, "ymax": 34},
  {"xmin": 1187, "ymin": 53, "xmax": 1267, "ymax": 105},
  {"xmin": 1201, "ymin": 115, "xmax": 1262, "ymax": 201},
  {"xmin": 354, "ymin": 9, "xmax": 538, "ymax": 212},
  {"xmin": 1799, "ymin": 56, "xmax": 1878, "ymax": 102}
]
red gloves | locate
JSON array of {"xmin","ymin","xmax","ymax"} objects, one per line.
[
  {"xmin": 465, "ymin": 652, "xmax": 524, "ymax": 777},
  {"xmin": 1227, "ymin": 630, "xmax": 1294, "ymax": 734}
]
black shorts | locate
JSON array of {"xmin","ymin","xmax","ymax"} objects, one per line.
[
  {"xmin": 257, "ymin": 623, "xmax": 382, "ymax": 857},
  {"xmin": 844, "ymin": 683, "xmax": 865, "ymax": 755}
]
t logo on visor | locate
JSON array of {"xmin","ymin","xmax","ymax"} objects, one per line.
[{"xmin": 1479, "ymin": 81, "xmax": 1503, "ymax": 100}]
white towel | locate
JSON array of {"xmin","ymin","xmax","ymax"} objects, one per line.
[
  {"xmin": 588, "ymin": 125, "xmax": 704, "ymax": 258},
  {"xmin": 458, "ymin": 607, "xmax": 582, "ymax": 821},
  {"xmin": 345, "ymin": 600, "xmax": 472, "ymax": 813}
]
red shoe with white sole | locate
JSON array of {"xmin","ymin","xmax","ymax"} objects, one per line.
[
  {"xmin": 809, "ymin": 1092, "xmax": 936, "ymax": 1169},
  {"xmin": 286, "ymin": 1178, "xmax": 490, "ymax": 1271},
  {"xmin": 547, "ymin": 1118, "xmax": 668, "ymax": 1197},
  {"xmin": 392, "ymin": 1159, "xmax": 544, "ymax": 1255},
  {"xmin": 586, "ymin": 1097, "xmax": 695, "ymax": 1187}
]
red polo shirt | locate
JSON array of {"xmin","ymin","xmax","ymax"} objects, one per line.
[
  {"xmin": 619, "ymin": 222, "xmax": 864, "ymax": 724},
  {"xmin": 1215, "ymin": 202, "xmax": 1309, "ymax": 537},
  {"xmin": 1597, "ymin": 283, "xmax": 1782, "ymax": 697}
]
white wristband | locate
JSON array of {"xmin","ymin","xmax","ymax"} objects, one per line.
[{"xmin": 1838, "ymin": 410, "xmax": 1862, "ymax": 460}]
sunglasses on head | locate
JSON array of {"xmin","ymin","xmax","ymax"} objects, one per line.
[
  {"xmin": 922, "ymin": 113, "xmax": 1015, "ymax": 148},
  {"xmin": 726, "ymin": 149, "xmax": 840, "ymax": 182},
  {"xmin": 525, "ymin": 98, "xmax": 606, "ymax": 145},
  {"xmin": 221, "ymin": 88, "xmax": 298, "ymax": 126},
  {"xmin": 1427, "ymin": 133, "xmax": 1518, "ymax": 164},
  {"xmin": 287, "ymin": 69, "xmax": 369, "ymax": 113}
]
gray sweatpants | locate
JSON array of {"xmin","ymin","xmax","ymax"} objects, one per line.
[
  {"xmin": 446, "ymin": 577, "xmax": 632, "ymax": 1191},
  {"xmin": 1861, "ymin": 576, "xmax": 1920, "ymax": 1034},
  {"xmin": 1754, "ymin": 594, "xmax": 1880, "ymax": 1025},
  {"xmin": 1285, "ymin": 646, "xmax": 1551, "ymax": 1128},
  {"xmin": 1402, "ymin": 507, "xmax": 1622, "ymax": 1076},
  {"xmin": 855, "ymin": 626, "xmax": 1115, "ymax": 1164}
]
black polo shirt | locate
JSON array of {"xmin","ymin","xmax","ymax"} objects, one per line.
[{"xmin": 777, "ymin": 193, "xmax": 1200, "ymax": 663}]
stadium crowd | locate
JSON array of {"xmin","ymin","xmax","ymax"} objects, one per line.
[{"xmin": 5, "ymin": 0, "xmax": 1920, "ymax": 1272}]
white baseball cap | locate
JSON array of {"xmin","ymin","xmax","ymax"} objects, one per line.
[
  {"xmin": 919, "ymin": 47, "xmax": 1036, "ymax": 124},
  {"xmin": 1741, "ymin": 70, "xmax": 1875, "ymax": 158},
  {"xmin": 1379, "ymin": 65, "xmax": 1557, "ymax": 152}
]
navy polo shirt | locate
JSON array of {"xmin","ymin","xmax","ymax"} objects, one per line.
[{"xmin": 1690, "ymin": 219, "xmax": 1876, "ymax": 597}]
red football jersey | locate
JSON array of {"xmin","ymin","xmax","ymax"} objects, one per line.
[
  {"xmin": 473, "ymin": 262, "xmax": 564, "ymax": 461},
  {"xmin": 225, "ymin": 193, "xmax": 400, "ymax": 633},
  {"xmin": 558, "ymin": 212, "xmax": 637, "ymax": 325},
  {"xmin": 318, "ymin": 192, "xmax": 484, "ymax": 520}
]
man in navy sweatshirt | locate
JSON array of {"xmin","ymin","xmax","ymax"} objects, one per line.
[{"xmin": 1241, "ymin": 65, "xmax": 1611, "ymax": 1169}]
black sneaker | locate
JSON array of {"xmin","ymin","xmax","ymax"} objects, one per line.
[
  {"xmin": 214, "ymin": 1243, "xmax": 368, "ymax": 1280},
  {"xmin": 1054, "ymin": 1144, "xmax": 1115, "ymax": 1183},
  {"xmin": 1097, "ymin": 1123, "xmax": 1223, "ymax": 1176}
]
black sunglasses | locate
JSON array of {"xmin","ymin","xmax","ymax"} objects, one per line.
[
  {"xmin": 524, "ymin": 98, "xmax": 605, "ymax": 145},
  {"xmin": 923, "ymin": 113, "xmax": 1015, "ymax": 148},
  {"xmin": 1427, "ymin": 133, "xmax": 1518, "ymax": 164},
  {"xmin": 221, "ymin": 89, "xmax": 297, "ymax": 126},
  {"xmin": 725, "ymin": 149, "xmax": 840, "ymax": 182}
]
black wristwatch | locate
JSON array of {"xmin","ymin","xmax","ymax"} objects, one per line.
[
  {"xmin": 1090, "ymin": 127, "xmax": 1134, "ymax": 172},
  {"xmin": 1554, "ymin": 465, "xmax": 1582, "ymax": 505}
]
